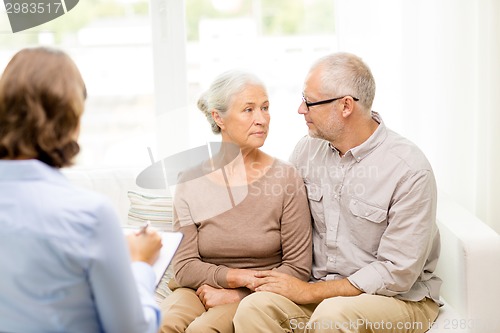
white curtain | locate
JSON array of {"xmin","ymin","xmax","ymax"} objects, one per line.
[{"xmin": 334, "ymin": 0, "xmax": 500, "ymax": 233}]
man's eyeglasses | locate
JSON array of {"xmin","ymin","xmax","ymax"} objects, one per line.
[{"xmin": 302, "ymin": 94, "xmax": 359, "ymax": 111}]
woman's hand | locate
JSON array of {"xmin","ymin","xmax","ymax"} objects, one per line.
[
  {"xmin": 196, "ymin": 285, "xmax": 250, "ymax": 309},
  {"xmin": 226, "ymin": 268, "xmax": 260, "ymax": 290}
]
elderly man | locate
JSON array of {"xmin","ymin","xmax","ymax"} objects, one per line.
[{"xmin": 233, "ymin": 52, "xmax": 442, "ymax": 333}]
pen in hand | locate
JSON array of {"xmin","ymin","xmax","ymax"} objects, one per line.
[
  {"xmin": 136, "ymin": 220, "xmax": 150, "ymax": 236},
  {"xmin": 128, "ymin": 220, "xmax": 161, "ymax": 265}
]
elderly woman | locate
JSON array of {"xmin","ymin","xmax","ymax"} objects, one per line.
[
  {"xmin": 0, "ymin": 47, "xmax": 162, "ymax": 333},
  {"xmin": 159, "ymin": 71, "xmax": 313, "ymax": 332}
]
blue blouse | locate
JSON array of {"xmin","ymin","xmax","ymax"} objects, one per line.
[{"xmin": 0, "ymin": 160, "xmax": 160, "ymax": 333}]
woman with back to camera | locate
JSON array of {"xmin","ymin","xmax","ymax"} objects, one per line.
[
  {"xmin": 0, "ymin": 47, "xmax": 162, "ymax": 333},
  {"xmin": 159, "ymin": 70, "xmax": 313, "ymax": 332}
]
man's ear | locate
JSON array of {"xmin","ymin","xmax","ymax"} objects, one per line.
[
  {"xmin": 211, "ymin": 110, "xmax": 224, "ymax": 130},
  {"xmin": 341, "ymin": 96, "xmax": 355, "ymax": 118}
]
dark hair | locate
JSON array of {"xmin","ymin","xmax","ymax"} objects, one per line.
[{"xmin": 0, "ymin": 47, "xmax": 86, "ymax": 168}]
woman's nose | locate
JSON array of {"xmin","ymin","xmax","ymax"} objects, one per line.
[{"xmin": 254, "ymin": 109, "xmax": 268, "ymax": 125}]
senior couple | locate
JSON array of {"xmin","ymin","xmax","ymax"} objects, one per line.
[
  {"xmin": 159, "ymin": 52, "xmax": 442, "ymax": 333},
  {"xmin": 0, "ymin": 48, "xmax": 441, "ymax": 333}
]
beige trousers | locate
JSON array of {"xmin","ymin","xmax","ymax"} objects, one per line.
[
  {"xmin": 233, "ymin": 292, "xmax": 439, "ymax": 333},
  {"xmin": 159, "ymin": 286, "xmax": 239, "ymax": 333}
]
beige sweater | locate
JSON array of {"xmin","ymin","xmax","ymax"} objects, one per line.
[{"xmin": 172, "ymin": 159, "xmax": 312, "ymax": 289}]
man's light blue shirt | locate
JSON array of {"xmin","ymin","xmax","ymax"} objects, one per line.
[{"xmin": 0, "ymin": 160, "xmax": 160, "ymax": 333}]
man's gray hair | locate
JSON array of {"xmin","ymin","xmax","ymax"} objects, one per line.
[{"xmin": 312, "ymin": 52, "xmax": 376, "ymax": 110}]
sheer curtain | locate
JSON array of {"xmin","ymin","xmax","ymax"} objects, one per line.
[
  {"xmin": 149, "ymin": 0, "xmax": 500, "ymax": 232},
  {"xmin": 334, "ymin": 0, "xmax": 500, "ymax": 233}
]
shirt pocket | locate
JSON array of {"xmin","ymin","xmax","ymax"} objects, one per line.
[
  {"xmin": 348, "ymin": 198, "xmax": 388, "ymax": 253},
  {"xmin": 305, "ymin": 182, "xmax": 326, "ymax": 233}
]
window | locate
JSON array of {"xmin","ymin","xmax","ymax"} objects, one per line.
[
  {"xmin": 1, "ymin": 0, "xmax": 155, "ymax": 167},
  {"xmin": 1, "ymin": 0, "xmax": 337, "ymax": 167},
  {"xmin": 152, "ymin": 0, "xmax": 338, "ymax": 163}
]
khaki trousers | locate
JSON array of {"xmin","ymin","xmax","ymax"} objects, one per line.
[
  {"xmin": 233, "ymin": 292, "xmax": 439, "ymax": 333},
  {"xmin": 159, "ymin": 286, "xmax": 238, "ymax": 333}
]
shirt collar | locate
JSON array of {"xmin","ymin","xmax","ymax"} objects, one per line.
[
  {"xmin": 330, "ymin": 111, "xmax": 387, "ymax": 163},
  {"xmin": 0, "ymin": 159, "xmax": 67, "ymax": 184}
]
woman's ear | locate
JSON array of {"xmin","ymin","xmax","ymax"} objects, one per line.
[{"xmin": 211, "ymin": 110, "xmax": 225, "ymax": 130}]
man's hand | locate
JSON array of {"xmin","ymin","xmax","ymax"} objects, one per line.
[
  {"xmin": 196, "ymin": 285, "xmax": 250, "ymax": 310},
  {"xmin": 253, "ymin": 270, "xmax": 314, "ymax": 304},
  {"xmin": 254, "ymin": 271, "xmax": 363, "ymax": 304}
]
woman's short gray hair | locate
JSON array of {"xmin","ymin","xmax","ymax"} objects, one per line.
[
  {"xmin": 312, "ymin": 52, "xmax": 376, "ymax": 111},
  {"xmin": 198, "ymin": 70, "xmax": 266, "ymax": 134}
]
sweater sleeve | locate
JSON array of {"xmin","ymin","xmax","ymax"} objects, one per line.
[
  {"xmin": 172, "ymin": 160, "xmax": 313, "ymax": 288},
  {"xmin": 273, "ymin": 164, "xmax": 313, "ymax": 281},
  {"xmin": 171, "ymin": 202, "xmax": 230, "ymax": 290}
]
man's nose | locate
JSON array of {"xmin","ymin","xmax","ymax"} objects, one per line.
[{"xmin": 298, "ymin": 101, "xmax": 308, "ymax": 115}]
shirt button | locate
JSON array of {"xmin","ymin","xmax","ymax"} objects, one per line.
[
  {"xmin": 365, "ymin": 212, "xmax": 369, "ymax": 216},
  {"xmin": 328, "ymin": 258, "xmax": 334, "ymax": 262}
]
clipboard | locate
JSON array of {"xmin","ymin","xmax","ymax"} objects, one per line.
[
  {"xmin": 123, "ymin": 228, "xmax": 183, "ymax": 286},
  {"xmin": 152, "ymin": 231, "xmax": 183, "ymax": 286}
]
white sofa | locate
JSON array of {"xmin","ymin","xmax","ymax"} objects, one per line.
[
  {"xmin": 63, "ymin": 167, "xmax": 500, "ymax": 333},
  {"xmin": 429, "ymin": 192, "xmax": 500, "ymax": 333}
]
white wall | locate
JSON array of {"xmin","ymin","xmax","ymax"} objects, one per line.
[{"xmin": 334, "ymin": 0, "xmax": 500, "ymax": 233}]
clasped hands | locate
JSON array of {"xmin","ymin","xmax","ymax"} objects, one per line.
[{"xmin": 196, "ymin": 269, "xmax": 312, "ymax": 310}]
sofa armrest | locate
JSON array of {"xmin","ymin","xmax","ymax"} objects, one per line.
[{"xmin": 434, "ymin": 192, "xmax": 500, "ymax": 333}]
